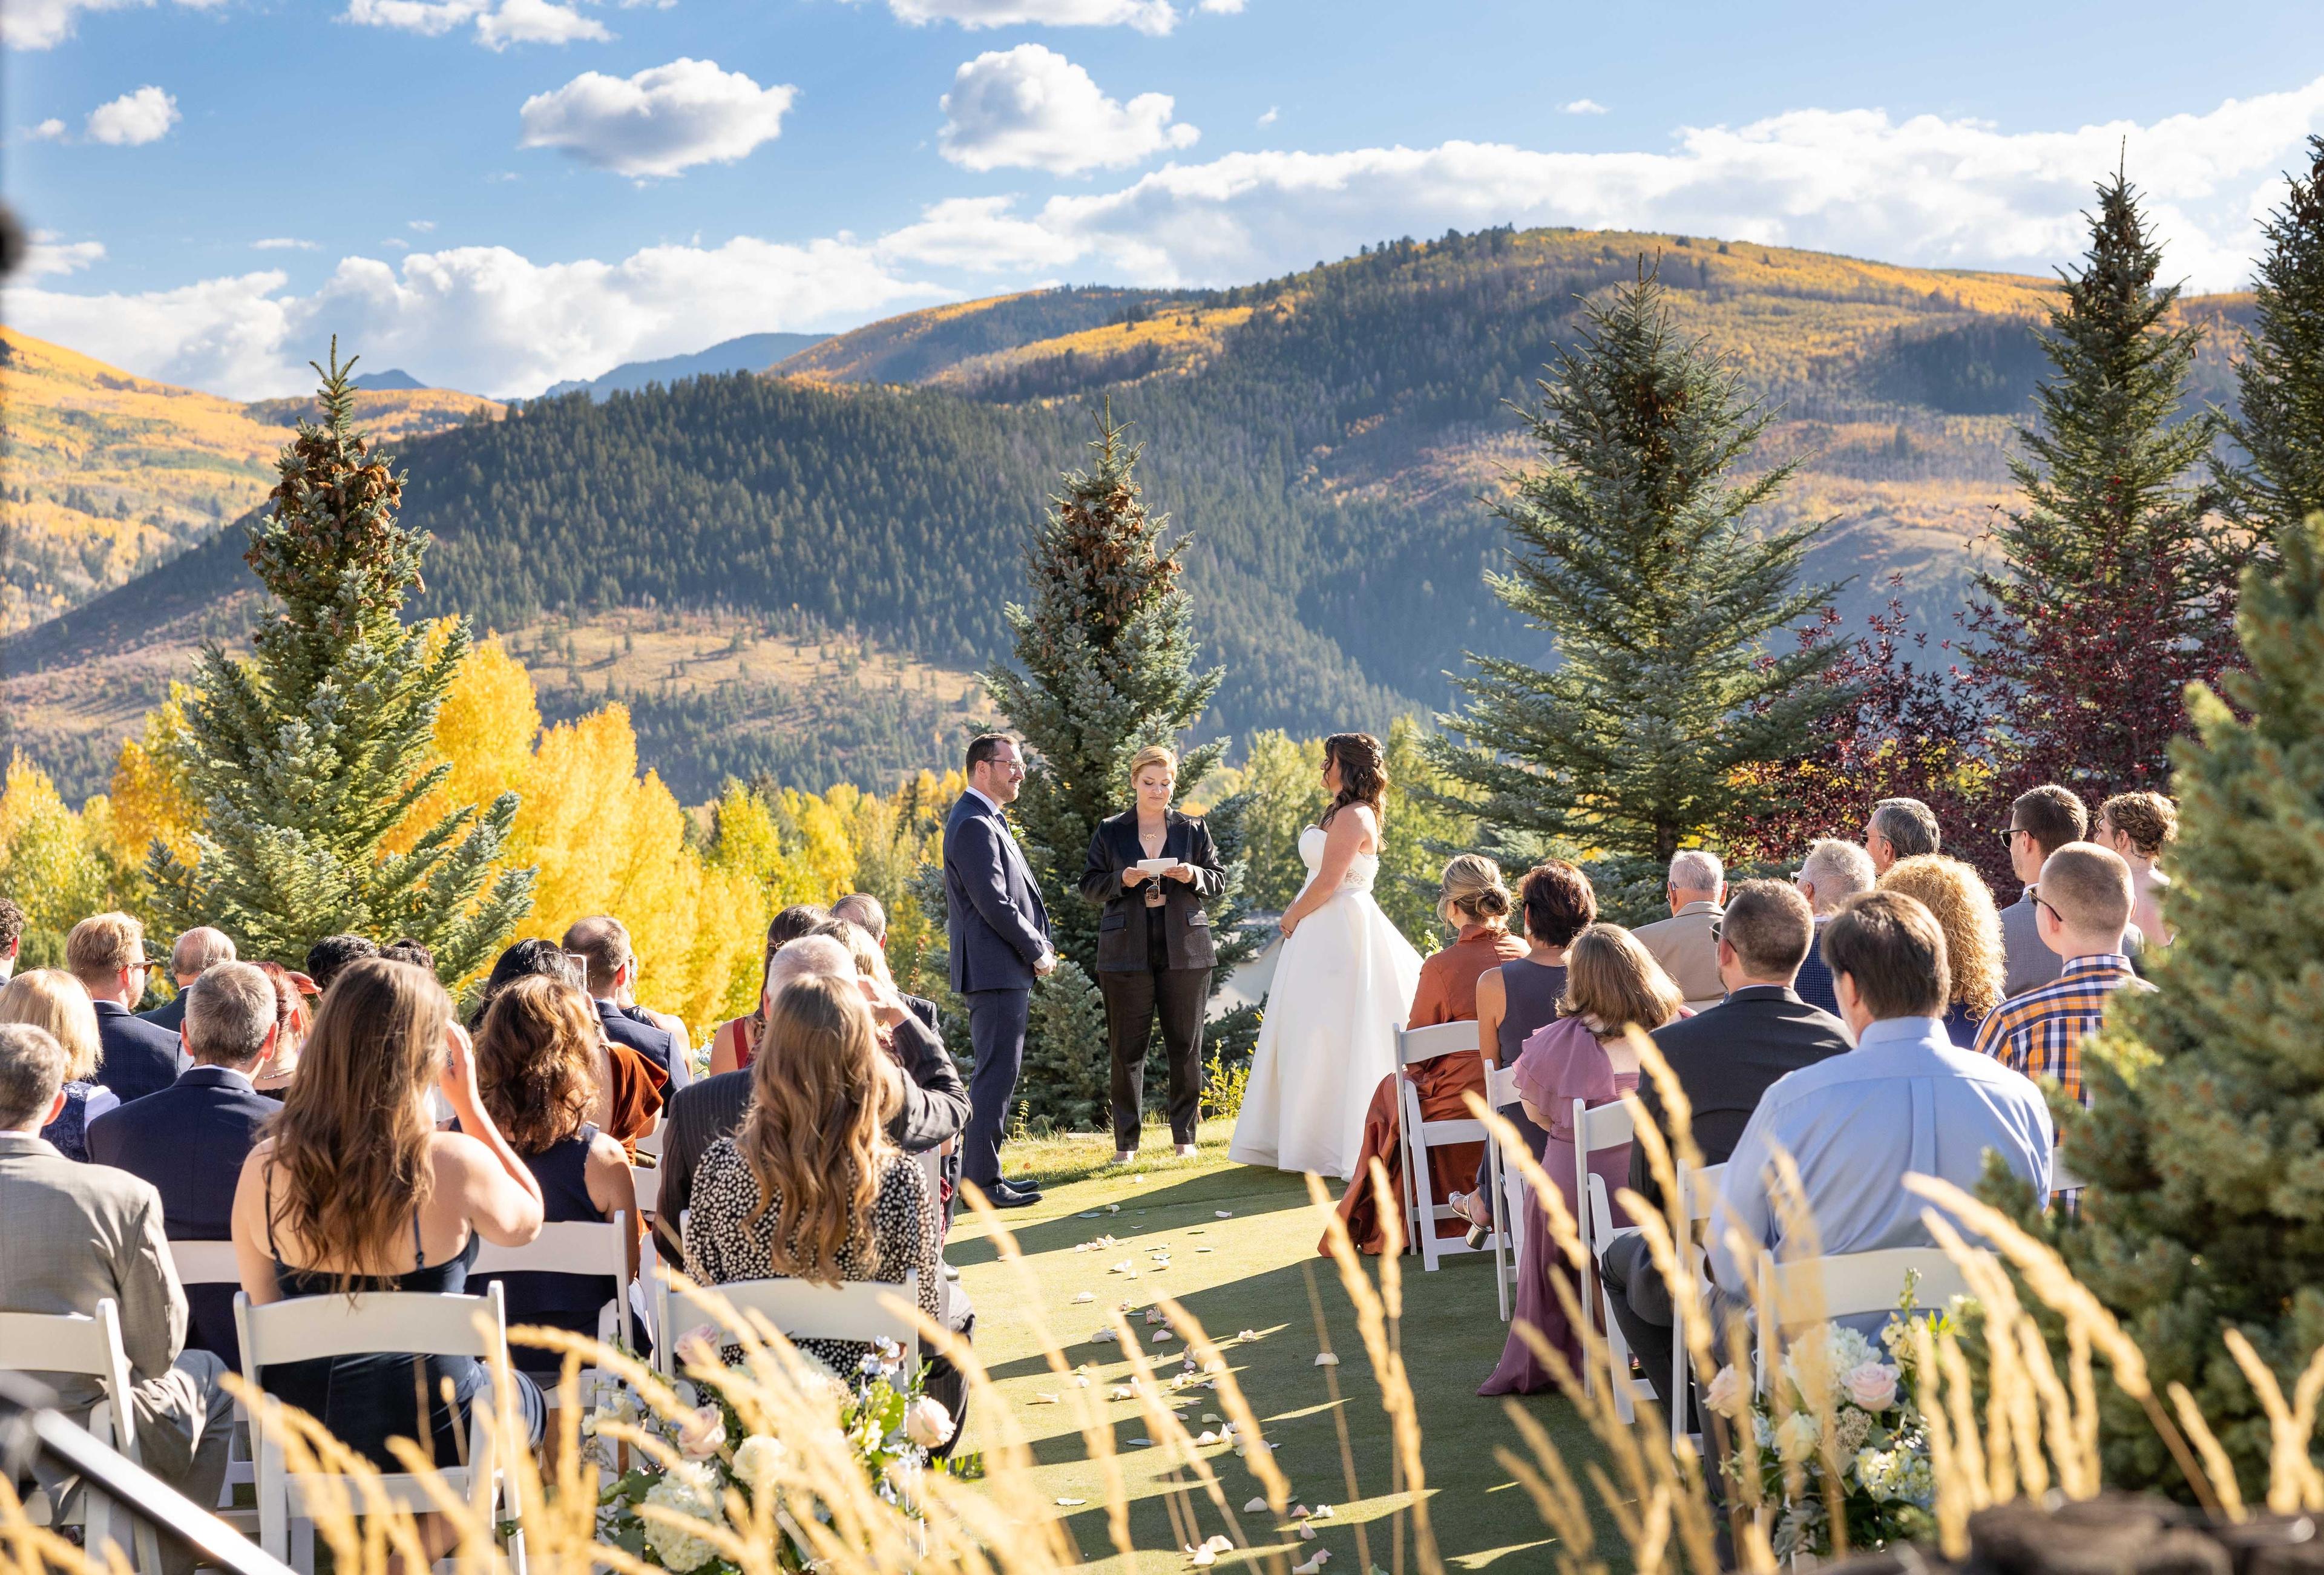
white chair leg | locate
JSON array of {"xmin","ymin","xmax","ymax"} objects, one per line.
[
  {"xmin": 290, "ymin": 1514, "xmax": 315, "ymax": 1574},
  {"xmin": 258, "ymin": 1442, "xmax": 289, "ymax": 1565},
  {"xmin": 1488, "ymin": 1144, "xmax": 1512, "ymax": 1323},
  {"xmin": 1394, "ymin": 1082, "xmax": 1423, "ymax": 1263},
  {"xmin": 1600, "ymin": 1276, "xmax": 1635, "ymax": 1425},
  {"xmin": 1407, "ymin": 1088, "xmax": 1444, "ymax": 1272}
]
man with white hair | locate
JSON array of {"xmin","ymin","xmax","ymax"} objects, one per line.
[
  {"xmin": 1635, "ymin": 849, "xmax": 1727, "ymax": 1011},
  {"xmin": 1864, "ymin": 797, "xmax": 1941, "ymax": 876},
  {"xmin": 652, "ymin": 935, "xmax": 968, "ymax": 1262},
  {"xmin": 137, "ymin": 927, "xmax": 237, "ymax": 1036},
  {"xmin": 1791, "ymin": 839, "xmax": 1876, "ymax": 1019}
]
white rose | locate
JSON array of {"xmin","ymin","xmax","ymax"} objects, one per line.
[
  {"xmin": 675, "ymin": 1404, "xmax": 725, "ymax": 1460},
  {"xmin": 902, "ymin": 1395, "xmax": 956, "ymax": 1449},
  {"xmin": 733, "ymin": 1434, "xmax": 787, "ymax": 1494},
  {"xmin": 1843, "ymin": 1361, "xmax": 1900, "ymax": 1413},
  {"xmin": 1774, "ymin": 1410, "xmax": 1822, "ymax": 1465},
  {"xmin": 1703, "ymin": 1365, "xmax": 1745, "ymax": 1419}
]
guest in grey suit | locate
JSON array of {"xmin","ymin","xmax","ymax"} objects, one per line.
[
  {"xmin": 1999, "ymin": 785, "xmax": 2141, "ymax": 998},
  {"xmin": 944, "ymin": 734, "xmax": 1054, "ymax": 1208},
  {"xmin": 0, "ymin": 1023, "xmax": 234, "ymax": 1574}
]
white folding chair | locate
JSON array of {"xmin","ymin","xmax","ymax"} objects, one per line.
[
  {"xmin": 1574, "ymin": 1096, "xmax": 1638, "ymax": 1423},
  {"xmin": 654, "ymin": 1267, "xmax": 921, "ymax": 1378},
  {"xmin": 1666, "ymin": 1162, "xmax": 1726, "ymax": 1446},
  {"xmin": 1751, "ymin": 1248, "xmax": 1972, "ymax": 1389},
  {"xmin": 1483, "ymin": 1064, "xmax": 1526, "ymax": 1321},
  {"xmin": 0, "ymin": 1300, "xmax": 165, "ymax": 1575},
  {"xmin": 235, "ymin": 1284, "xmax": 528, "ymax": 1574},
  {"xmin": 1393, "ymin": 1020, "xmax": 1494, "ymax": 1271},
  {"xmin": 632, "ymin": 1157, "xmax": 663, "ymax": 1221},
  {"xmin": 166, "ymin": 1240, "xmax": 257, "ymax": 1533},
  {"xmin": 471, "ymin": 1213, "xmax": 637, "ymax": 1397}
]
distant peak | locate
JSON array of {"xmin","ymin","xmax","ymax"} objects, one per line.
[{"xmin": 350, "ymin": 368, "xmax": 427, "ymax": 392}]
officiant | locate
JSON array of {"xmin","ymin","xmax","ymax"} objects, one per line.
[{"xmin": 1078, "ymin": 744, "xmax": 1227, "ymax": 1165}]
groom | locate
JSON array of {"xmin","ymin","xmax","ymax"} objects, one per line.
[{"xmin": 945, "ymin": 733, "xmax": 1055, "ymax": 1209}]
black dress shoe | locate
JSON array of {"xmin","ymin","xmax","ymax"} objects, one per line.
[
  {"xmin": 986, "ymin": 1186, "xmax": 1039, "ymax": 1209},
  {"xmin": 993, "ymin": 1178, "xmax": 1045, "ymax": 1203}
]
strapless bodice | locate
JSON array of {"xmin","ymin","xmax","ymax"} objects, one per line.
[{"xmin": 1298, "ymin": 824, "xmax": 1379, "ymax": 896}]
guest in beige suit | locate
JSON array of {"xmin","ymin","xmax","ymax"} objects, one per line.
[
  {"xmin": 1633, "ymin": 849, "xmax": 1728, "ymax": 1011},
  {"xmin": 0, "ymin": 1022, "xmax": 234, "ymax": 1573}
]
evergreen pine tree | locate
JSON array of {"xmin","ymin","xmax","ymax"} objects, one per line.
[
  {"xmin": 149, "ymin": 344, "xmax": 534, "ymax": 976},
  {"xmin": 1430, "ymin": 261, "xmax": 1848, "ymax": 864},
  {"xmin": 1968, "ymin": 166, "xmax": 2241, "ymax": 794},
  {"xmin": 2053, "ymin": 513, "xmax": 2324, "ymax": 1499},
  {"xmin": 2219, "ymin": 136, "xmax": 2324, "ymax": 536}
]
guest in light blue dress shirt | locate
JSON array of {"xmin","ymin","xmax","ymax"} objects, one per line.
[{"xmin": 1708, "ymin": 890, "xmax": 2053, "ymax": 1312}]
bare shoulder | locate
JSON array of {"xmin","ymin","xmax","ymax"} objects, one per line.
[{"xmin": 586, "ymin": 1130, "xmax": 631, "ymax": 1169}]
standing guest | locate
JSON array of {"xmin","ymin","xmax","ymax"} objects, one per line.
[
  {"xmin": 473, "ymin": 939, "xmax": 663, "ymax": 1152},
  {"xmin": 1999, "ymin": 786, "xmax": 2142, "ymax": 998},
  {"xmin": 684, "ymin": 973, "xmax": 970, "ymax": 1453},
  {"xmin": 1333, "ymin": 855, "xmax": 1521, "ymax": 1254},
  {"xmin": 1791, "ymin": 839, "xmax": 1876, "ymax": 1019},
  {"xmin": 1479, "ymin": 924, "xmax": 1684, "ymax": 1396},
  {"xmin": 379, "ymin": 936, "xmax": 435, "ymax": 972},
  {"xmin": 2098, "ymin": 792, "xmax": 2179, "ymax": 947},
  {"xmin": 0, "ymin": 898, "xmax": 22, "ymax": 982},
  {"xmin": 229, "ymin": 958, "xmax": 547, "ymax": 1539},
  {"xmin": 1635, "ymin": 850, "xmax": 1727, "ymax": 1011},
  {"xmin": 1078, "ymin": 745, "xmax": 1227, "ymax": 1165},
  {"xmin": 1450, "ymin": 860, "xmax": 1597, "ymax": 1235},
  {"xmin": 708, "ymin": 904, "xmax": 831, "ymax": 1076},
  {"xmin": 1864, "ymin": 797, "xmax": 1941, "ymax": 875},
  {"xmin": 471, "ymin": 976, "xmax": 639, "ymax": 1379},
  {"xmin": 68, "ymin": 913, "xmax": 183, "ymax": 1104},
  {"xmin": 247, "ymin": 961, "xmax": 317, "ymax": 1099},
  {"xmin": 1878, "ymin": 855, "xmax": 2006, "ymax": 1047},
  {"xmin": 302, "ymin": 933, "xmax": 378, "ymax": 995},
  {"xmin": 1974, "ymin": 843, "xmax": 2148, "ymax": 1113},
  {"xmin": 1598, "ymin": 881, "xmax": 1851, "ymax": 1406},
  {"xmin": 0, "ymin": 970, "xmax": 115, "ymax": 1162},
  {"xmin": 0, "ymin": 1022, "xmax": 236, "ymax": 1575},
  {"xmin": 563, "ymin": 916, "xmax": 688, "ymax": 1086},
  {"xmin": 944, "ymin": 734, "xmax": 1055, "ymax": 1209},
  {"xmin": 137, "ymin": 927, "xmax": 236, "ymax": 1036},
  {"xmin": 88, "ymin": 961, "xmax": 280, "ymax": 1370}
]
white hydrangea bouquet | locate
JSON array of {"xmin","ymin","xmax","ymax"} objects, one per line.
[
  {"xmin": 594, "ymin": 1335, "xmax": 981, "ymax": 1574},
  {"xmin": 1705, "ymin": 1286, "xmax": 1949, "ymax": 1561}
]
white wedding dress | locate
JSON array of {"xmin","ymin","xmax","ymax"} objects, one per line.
[{"xmin": 1229, "ymin": 824, "xmax": 1424, "ymax": 1180}]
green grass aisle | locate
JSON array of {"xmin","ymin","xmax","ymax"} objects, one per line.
[{"xmin": 948, "ymin": 1127, "xmax": 1627, "ymax": 1570}]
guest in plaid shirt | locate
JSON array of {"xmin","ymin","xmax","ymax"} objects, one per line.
[{"xmin": 1972, "ymin": 842, "xmax": 2151, "ymax": 1106}]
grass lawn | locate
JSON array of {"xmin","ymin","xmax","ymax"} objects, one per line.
[{"xmin": 949, "ymin": 1123, "xmax": 1628, "ymax": 1571}]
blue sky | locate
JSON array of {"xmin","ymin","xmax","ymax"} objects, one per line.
[{"xmin": 10, "ymin": 0, "xmax": 2324, "ymax": 399}]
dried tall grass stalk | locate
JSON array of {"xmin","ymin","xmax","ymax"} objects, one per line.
[
  {"xmin": 2221, "ymin": 1329, "xmax": 2324, "ymax": 1513},
  {"xmin": 1299, "ymin": 1260, "xmax": 1377, "ymax": 1575},
  {"xmin": 2167, "ymin": 1382, "xmax": 2248, "ymax": 1519}
]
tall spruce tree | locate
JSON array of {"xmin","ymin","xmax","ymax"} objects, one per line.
[
  {"xmin": 2049, "ymin": 513, "xmax": 2324, "ymax": 1499},
  {"xmin": 149, "ymin": 345, "xmax": 534, "ymax": 976},
  {"xmin": 2219, "ymin": 136, "xmax": 2324, "ymax": 536},
  {"xmin": 1430, "ymin": 261, "xmax": 1848, "ymax": 864},
  {"xmin": 1968, "ymin": 166, "xmax": 2241, "ymax": 795}
]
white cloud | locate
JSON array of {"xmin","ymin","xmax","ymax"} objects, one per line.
[
  {"xmin": 939, "ymin": 44, "xmax": 1197, "ymax": 174},
  {"xmin": 86, "ymin": 86, "xmax": 180, "ymax": 146},
  {"xmin": 252, "ymin": 237, "xmax": 320, "ymax": 250},
  {"xmin": 1196, "ymin": 0, "xmax": 1240, "ymax": 10},
  {"xmin": 2, "ymin": 0, "xmax": 219, "ymax": 50},
  {"xmin": 23, "ymin": 235, "xmax": 106, "ymax": 277},
  {"xmin": 1256, "ymin": 106, "xmax": 1276, "ymax": 128},
  {"xmin": 1563, "ymin": 98, "xmax": 1607, "ymax": 116},
  {"xmin": 344, "ymin": 0, "xmax": 482, "ymax": 35},
  {"xmin": 876, "ymin": 196, "xmax": 1060, "ymax": 272},
  {"xmin": 7, "ymin": 239, "xmax": 943, "ymax": 400},
  {"xmin": 848, "ymin": 0, "xmax": 1179, "ymax": 36},
  {"xmin": 519, "ymin": 58, "xmax": 795, "ymax": 178},
  {"xmin": 343, "ymin": 0, "xmax": 609, "ymax": 47},
  {"xmin": 26, "ymin": 118, "xmax": 68, "ymax": 140},
  {"xmin": 409, "ymin": 219, "xmax": 437, "ymax": 232}
]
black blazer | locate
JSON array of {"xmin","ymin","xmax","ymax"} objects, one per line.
[
  {"xmin": 1078, "ymin": 809, "xmax": 1226, "ymax": 973},
  {"xmin": 942, "ymin": 792, "xmax": 1052, "ymax": 994},
  {"xmin": 1626, "ymin": 985, "xmax": 1851, "ymax": 1214},
  {"xmin": 597, "ymin": 998, "xmax": 681, "ymax": 1080},
  {"xmin": 93, "ymin": 1000, "xmax": 187, "ymax": 1105}
]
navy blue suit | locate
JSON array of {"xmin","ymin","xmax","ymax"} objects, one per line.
[
  {"xmin": 136, "ymin": 993, "xmax": 188, "ymax": 1035},
  {"xmin": 1794, "ymin": 918, "xmax": 1839, "ymax": 1018},
  {"xmin": 87, "ymin": 1064, "xmax": 274, "ymax": 1370},
  {"xmin": 597, "ymin": 998, "xmax": 685, "ymax": 1086},
  {"xmin": 91, "ymin": 999, "xmax": 186, "ymax": 1105},
  {"xmin": 943, "ymin": 790, "xmax": 1051, "ymax": 1189}
]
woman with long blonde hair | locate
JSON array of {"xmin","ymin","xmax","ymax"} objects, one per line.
[
  {"xmin": 684, "ymin": 972, "xmax": 963, "ymax": 1450},
  {"xmin": 0, "ymin": 968, "xmax": 111, "ymax": 1160}
]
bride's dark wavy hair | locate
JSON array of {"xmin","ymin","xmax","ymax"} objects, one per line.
[{"xmin": 1319, "ymin": 732, "xmax": 1388, "ymax": 829}]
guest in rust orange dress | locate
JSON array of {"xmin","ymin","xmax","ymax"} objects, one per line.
[{"xmin": 1328, "ymin": 854, "xmax": 1523, "ymax": 1255}]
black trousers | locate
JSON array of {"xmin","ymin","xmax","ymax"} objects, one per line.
[
  {"xmin": 1098, "ymin": 964, "xmax": 1210, "ymax": 1149},
  {"xmin": 962, "ymin": 987, "xmax": 1031, "ymax": 1189},
  {"xmin": 1599, "ymin": 1231, "xmax": 1687, "ymax": 1423}
]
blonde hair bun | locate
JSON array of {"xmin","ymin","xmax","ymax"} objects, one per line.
[{"xmin": 1439, "ymin": 853, "xmax": 1514, "ymax": 924}]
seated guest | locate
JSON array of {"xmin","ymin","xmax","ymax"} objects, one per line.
[
  {"xmin": 1334, "ymin": 856, "xmax": 1524, "ymax": 1255},
  {"xmin": 1635, "ymin": 851, "xmax": 1727, "ymax": 1011},
  {"xmin": 88, "ymin": 961, "xmax": 280, "ymax": 1371},
  {"xmin": 137, "ymin": 927, "xmax": 236, "ymax": 1035},
  {"xmin": 708, "ymin": 904, "xmax": 830, "ymax": 1075},
  {"xmin": 0, "ymin": 970, "xmax": 115, "ymax": 1162},
  {"xmin": 379, "ymin": 936, "xmax": 436, "ymax": 972},
  {"xmin": 1791, "ymin": 838, "xmax": 1875, "ymax": 1018},
  {"xmin": 0, "ymin": 1023, "xmax": 235, "ymax": 1575},
  {"xmin": 68, "ymin": 912, "xmax": 183, "ymax": 1103},
  {"xmin": 2000, "ymin": 786, "xmax": 2142, "ymax": 998},
  {"xmin": 1863, "ymin": 797, "xmax": 1942, "ymax": 875},
  {"xmin": 1708, "ymin": 892, "xmax": 2053, "ymax": 1337},
  {"xmin": 229, "ymin": 959, "xmax": 547, "ymax": 1524},
  {"xmin": 471, "ymin": 976, "xmax": 639, "ymax": 1377},
  {"xmin": 656, "ymin": 935, "xmax": 967, "ymax": 1263},
  {"xmin": 0, "ymin": 898, "xmax": 21, "ymax": 982},
  {"xmin": 1974, "ymin": 842, "xmax": 2148, "ymax": 1113},
  {"xmin": 833, "ymin": 892, "xmax": 944, "ymax": 1031},
  {"xmin": 1879, "ymin": 855, "xmax": 2004, "ymax": 1046},
  {"xmin": 1598, "ymin": 881, "xmax": 1851, "ymax": 1405},
  {"xmin": 1480, "ymin": 925, "xmax": 1684, "ymax": 1396},
  {"xmin": 248, "ymin": 961, "xmax": 316, "ymax": 1099},
  {"xmin": 563, "ymin": 916, "xmax": 688, "ymax": 1085},
  {"xmin": 1452, "ymin": 860, "xmax": 1598, "ymax": 1231},
  {"xmin": 2097, "ymin": 792, "xmax": 2178, "ymax": 947},
  {"xmin": 684, "ymin": 973, "xmax": 968, "ymax": 1455},
  {"xmin": 474, "ymin": 939, "xmax": 663, "ymax": 1152},
  {"xmin": 302, "ymin": 932, "xmax": 378, "ymax": 994}
]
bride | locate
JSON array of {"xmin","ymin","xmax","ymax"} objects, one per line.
[{"xmin": 1229, "ymin": 732, "xmax": 1423, "ymax": 1180}]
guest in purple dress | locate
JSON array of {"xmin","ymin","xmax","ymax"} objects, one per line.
[{"xmin": 1480, "ymin": 924, "xmax": 1685, "ymax": 1396}]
